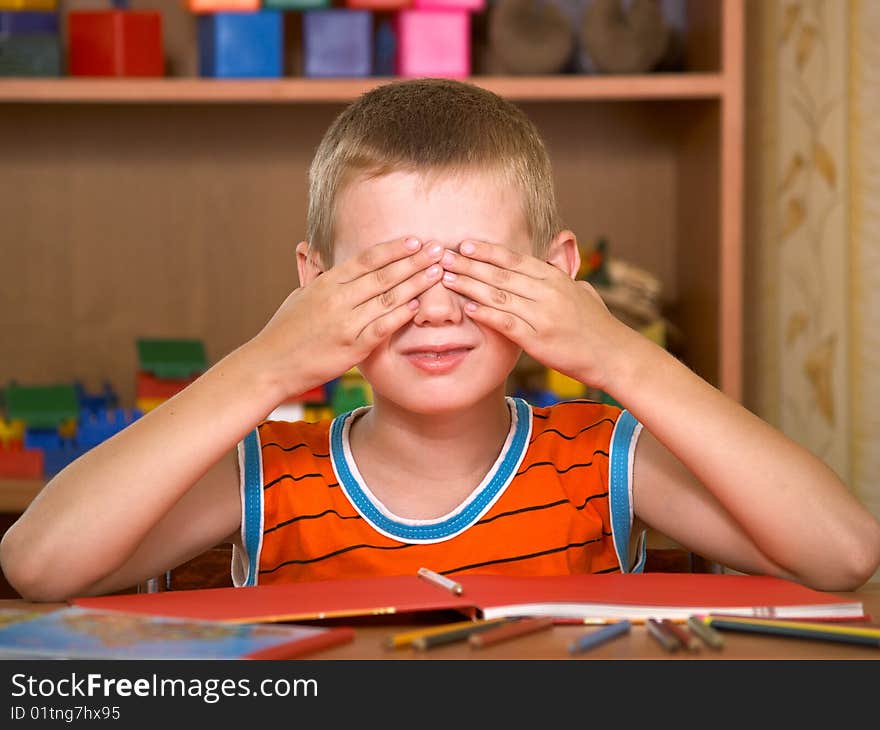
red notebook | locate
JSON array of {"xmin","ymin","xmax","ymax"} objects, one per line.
[{"xmin": 73, "ymin": 573, "xmax": 866, "ymax": 624}]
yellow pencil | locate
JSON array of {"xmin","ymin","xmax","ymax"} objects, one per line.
[
  {"xmin": 384, "ymin": 618, "xmax": 508, "ymax": 650},
  {"xmin": 702, "ymin": 615, "xmax": 880, "ymax": 638}
]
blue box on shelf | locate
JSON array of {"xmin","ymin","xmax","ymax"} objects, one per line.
[
  {"xmin": 198, "ymin": 11, "xmax": 283, "ymax": 79},
  {"xmin": 303, "ymin": 9, "xmax": 372, "ymax": 78},
  {"xmin": 0, "ymin": 11, "xmax": 60, "ymax": 77}
]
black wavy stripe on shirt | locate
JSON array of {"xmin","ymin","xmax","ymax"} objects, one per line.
[
  {"xmin": 262, "ymin": 491, "xmax": 610, "ymax": 535},
  {"xmin": 515, "ymin": 452, "xmax": 608, "ymax": 478},
  {"xmin": 259, "ymin": 536, "xmax": 612, "ymax": 576},
  {"xmin": 529, "ymin": 419, "xmax": 615, "ymax": 444},
  {"xmin": 261, "ymin": 441, "xmax": 330, "ymax": 459},
  {"xmin": 264, "ymin": 473, "xmax": 339, "ymax": 491}
]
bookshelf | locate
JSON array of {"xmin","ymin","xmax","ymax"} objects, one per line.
[{"xmin": 0, "ymin": 1, "xmax": 743, "ymax": 517}]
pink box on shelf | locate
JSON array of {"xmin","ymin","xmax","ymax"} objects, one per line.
[
  {"xmin": 187, "ymin": 0, "xmax": 260, "ymax": 12},
  {"xmin": 345, "ymin": 0, "xmax": 410, "ymax": 8},
  {"xmin": 412, "ymin": 0, "xmax": 484, "ymax": 9},
  {"xmin": 396, "ymin": 9, "xmax": 470, "ymax": 78}
]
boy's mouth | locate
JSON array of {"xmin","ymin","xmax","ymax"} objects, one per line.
[{"xmin": 401, "ymin": 345, "xmax": 474, "ymax": 374}]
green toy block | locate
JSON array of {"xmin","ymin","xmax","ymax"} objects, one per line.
[
  {"xmin": 263, "ymin": 0, "xmax": 329, "ymax": 8},
  {"xmin": 136, "ymin": 338, "xmax": 207, "ymax": 379},
  {"xmin": 4, "ymin": 384, "xmax": 79, "ymax": 429}
]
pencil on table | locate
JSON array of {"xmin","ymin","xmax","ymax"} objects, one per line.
[
  {"xmin": 412, "ymin": 619, "xmax": 509, "ymax": 651},
  {"xmin": 646, "ymin": 618, "xmax": 680, "ymax": 652},
  {"xmin": 661, "ymin": 618, "xmax": 701, "ymax": 652},
  {"xmin": 687, "ymin": 615, "xmax": 724, "ymax": 649},
  {"xmin": 469, "ymin": 617, "xmax": 555, "ymax": 648}
]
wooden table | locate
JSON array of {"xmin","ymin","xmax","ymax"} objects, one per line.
[{"xmin": 2, "ymin": 583, "xmax": 878, "ymax": 660}]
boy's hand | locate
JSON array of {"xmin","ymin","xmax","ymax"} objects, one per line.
[
  {"xmin": 254, "ymin": 237, "xmax": 446, "ymax": 397},
  {"xmin": 440, "ymin": 240, "xmax": 637, "ymax": 392}
]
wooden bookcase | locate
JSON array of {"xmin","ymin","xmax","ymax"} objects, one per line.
[{"xmin": 0, "ymin": 0, "xmax": 742, "ymax": 516}]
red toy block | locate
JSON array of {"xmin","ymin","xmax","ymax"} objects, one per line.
[
  {"xmin": 68, "ymin": 10, "xmax": 164, "ymax": 77},
  {"xmin": 135, "ymin": 371, "xmax": 199, "ymax": 400},
  {"xmin": 0, "ymin": 446, "xmax": 44, "ymax": 479},
  {"xmin": 288, "ymin": 385, "xmax": 326, "ymax": 403}
]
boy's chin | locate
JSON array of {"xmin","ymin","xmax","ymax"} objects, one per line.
[{"xmin": 375, "ymin": 384, "xmax": 504, "ymax": 415}]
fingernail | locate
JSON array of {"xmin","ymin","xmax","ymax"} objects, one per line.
[
  {"xmin": 429, "ymin": 243, "xmax": 443, "ymax": 257},
  {"xmin": 427, "ymin": 264, "xmax": 442, "ymax": 278},
  {"xmin": 408, "ymin": 299, "xmax": 419, "ymax": 310},
  {"xmin": 460, "ymin": 241, "xmax": 475, "ymax": 255},
  {"xmin": 406, "ymin": 238, "xmax": 421, "ymax": 251},
  {"xmin": 465, "ymin": 301, "xmax": 477, "ymax": 312},
  {"xmin": 442, "ymin": 250, "xmax": 455, "ymax": 266},
  {"xmin": 443, "ymin": 271, "xmax": 456, "ymax": 283}
]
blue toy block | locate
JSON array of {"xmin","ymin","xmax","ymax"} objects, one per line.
[
  {"xmin": 75, "ymin": 381, "xmax": 119, "ymax": 415},
  {"xmin": 514, "ymin": 388, "xmax": 561, "ymax": 408},
  {"xmin": 0, "ymin": 11, "xmax": 59, "ymax": 34},
  {"xmin": 198, "ymin": 11, "xmax": 283, "ymax": 79},
  {"xmin": 303, "ymin": 9, "xmax": 372, "ymax": 78},
  {"xmin": 373, "ymin": 17, "xmax": 395, "ymax": 76},
  {"xmin": 24, "ymin": 427, "xmax": 61, "ymax": 451},
  {"xmin": 43, "ymin": 443, "xmax": 88, "ymax": 479},
  {"xmin": 77, "ymin": 408, "xmax": 142, "ymax": 450}
]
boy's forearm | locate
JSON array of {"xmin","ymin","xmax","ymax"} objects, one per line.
[
  {"xmin": 604, "ymin": 331, "xmax": 880, "ymax": 587},
  {"xmin": 1, "ymin": 340, "xmax": 290, "ymax": 591}
]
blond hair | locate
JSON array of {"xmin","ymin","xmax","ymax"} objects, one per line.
[{"xmin": 307, "ymin": 78, "xmax": 562, "ymax": 266}]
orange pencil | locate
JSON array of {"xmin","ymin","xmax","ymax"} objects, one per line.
[
  {"xmin": 661, "ymin": 618, "xmax": 701, "ymax": 652},
  {"xmin": 469, "ymin": 617, "xmax": 555, "ymax": 648}
]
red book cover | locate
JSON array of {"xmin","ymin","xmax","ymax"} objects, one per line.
[{"xmin": 73, "ymin": 573, "xmax": 866, "ymax": 624}]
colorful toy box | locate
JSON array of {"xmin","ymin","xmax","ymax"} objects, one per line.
[
  {"xmin": 303, "ymin": 9, "xmax": 372, "ymax": 78},
  {"xmin": 68, "ymin": 10, "xmax": 164, "ymax": 77},
  {"xmin": 198, "ymin": 11, "xmax": 283, "ymax": 78},
  {"xmin": 396, "ymin": 9, "xmax": 470, "ymax": 78},
  {"xmin": 0, "ymin": 11, "xmax": 60, "ymax": 76}
]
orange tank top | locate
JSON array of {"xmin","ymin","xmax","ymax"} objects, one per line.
[{"xmin": 232, "ymin": 397, "xmax": 645, "ymax": 587}]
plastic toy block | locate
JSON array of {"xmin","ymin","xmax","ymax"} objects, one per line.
[
  {"xmin": 136, "ymin": 371, "xmax": 199, "ymax": 400},
  {"xmin": 0, "ymin": 10, "xmax": 57, "ymax": 33},
  {"xmin": 0, "ymin": 12, "xmax": 60, "ymax": 77},
  {"xmin": 303, "ymin": 9, "xmax": 372, "ymax": 78},
  {"xmin": 75, "ymin": 381, "xmax": 119, "ymax": 415},
  {"xmin": 546, "ymin": 369, "xmax": 585, "ymax": 399},
  {"xmin": 331, "ymin": 369, "xmax": 372, "ymax": 415},
  {"xmin": 396, "ymin": 10, "xmax": 470, "ymax": 78},
  {"xmin": 77, "ymin": 408, "xmax": 142, "ymax": 450},
  {"xmin": 68, "ymin": 10, "xmax": 163, "ymax": 77},
  {"xmin": 303, "ymin": 405, "xmax": 334, "ymax": 422},
  {"xmin": 0, "ymin": 446, "xmax": 43, "ymax": 479},
  {"xmin": 345, "ymin": 0, "xmax": 409, "ymax": 9},
  {"xmin": 373, "ymin": 17, "xmax": 396, "ymax": 76},
  {"xmin": 0, "ymin": 0, "xmax": 56, "ymax": 9},
  {"xmin": 58, "ymin": 417, "xmax": 77, "ymax": 440},
  {"xmin": 136, "ymin": 338, "xmax": 207, "ymax": 379},
  {"xmin": 266, "ymin": 402, "xmax": 305, "ymax": 423},
  {"xmin": 187, "ymin": 0, "xmax": 259, "ymax": 12},
  {"xmin": 412, "ymin": 0, "xmax": 484, "ymax": 9},
  {"xmin": 0, "ymin": 418, "xmax": 24, "ymax": 447},
  {"xmin": 264, "ymin": 0, "xmax": 329, "ymax": 9},
  {"xmin": 288, "ymin": 385, "xmax": 326, "ymax": 403},
  {"xmin": 24, "ymin": 427, "xmax": 61, "ymax": 451},
  {"xmin": 43, "ymin": 443, "xmax": 87, "ymax": 478},
  {"xmin": 136, "ymin": 397, "xmax": 165, "ymax": 414},
  {"xmin": 4, "ymin": 384, "xmax": 79, "ymax": 430},
  {"xmin": 514, "ymin": 388, "xmax": 561, "ymax": 408},
  {"xmin": 197, "ymin": 12, "xmax": 283, "ymax": 79}
]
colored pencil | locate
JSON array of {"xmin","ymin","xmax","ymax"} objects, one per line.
[
  {"xmin": 687, "ymin": 615, "xmax": 724, "ymax": 649},
  {"xmin": 661, "ymin": 618, "xmax": 701, "ymax": 652},
  {"xmin": 417, "ymin": 567, "xmax": 463, "ymax": 596},
  {"xmin": 412, "ymin": 619, "xmax": 511, "ymax": 651},
  {"xmin": 568, "ymin": 620, "xmax": 632, "ymax": 654},
  {"xmin": 705, "ymin": 615, "xmax": 880, "ymax": 648},
  {"xmin": 646, "ymin": 618, "xmax": 680, "ymax": 652},
  {"xmin": 384, "ymin": 618, "xmax": 507, "ymax": 650},
  {"xmin": 469, "ymin": 617, "xmax": 555, "ymax": 648}
]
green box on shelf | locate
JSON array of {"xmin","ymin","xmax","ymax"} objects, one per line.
[
  {"xmin": 0, "ymin": 35, "xmax": 61, "ymax": 77},
  {"xmin": 263, "ymin": 0, "xmax": 329, "ymax": 9},
  {"xmin": 137, "ymin": 339, "xmax": 207, "ymax": 379},
  {"xmin": 5, "ymin": 384, "xmax": 79, "ymax": 429}
]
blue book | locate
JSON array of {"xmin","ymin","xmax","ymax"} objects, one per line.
[{"xmin": 0, "ymin": 607, "xmax": 353, "ymax": 659}]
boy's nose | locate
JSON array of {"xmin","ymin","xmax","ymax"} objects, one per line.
[{"xmin": 413, "ymin": 280, "xmax": 464, "ymax": 326}]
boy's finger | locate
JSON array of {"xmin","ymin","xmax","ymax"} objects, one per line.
[
  {"xmin": 460, "ymin": 301, "xmax": 535, "ymax": 341},
  {"xmin": 457, "ymin": 240, "xmax": 548, "ymax": 279},
  {"xmin": 356, "ymin": 298, "xmax": 421, "ymax": 345},
  {"xmin": 354, "ymin": 260, "xmax": 444, "ymax": 318},
  {"xmin": 441, "ymin": 249, "xmax": 537, "ymax": 301},
  {"xmin": 441, "ymin": 270, "xmax": 534, "ymax": 321},
  {"xmin": 336, "ymin": 236, "xmax": 425, "ymax": 283},
  {"xmin": 349, "ymin": 242, "xmax": 445, "ymax": 308}
]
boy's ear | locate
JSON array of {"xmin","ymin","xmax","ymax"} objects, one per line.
[
  {"xmin": 544, "ymin": 230, "xmax": 580, "ymax": 279},
  {"xmin": 296, "ymin": 241, "xmax": 326, "ymax": 286}
]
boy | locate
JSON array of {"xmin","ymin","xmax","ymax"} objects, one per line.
[{"xmin": 2, "ymin": 79, "xmax": 878, "ymax": 601}]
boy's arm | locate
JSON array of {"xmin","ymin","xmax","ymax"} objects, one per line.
[
  {"xmin": 617, "ymin": 332, "xmax": 880, "ymax": 591},
  {"xmin": 0, "ymin": 344, "xmax": 278, "ymax": 601}
]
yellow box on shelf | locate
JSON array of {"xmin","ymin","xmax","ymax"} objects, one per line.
[{"xmin": 0, "ymin": 0, "xmax": 56, "ymax": 9}]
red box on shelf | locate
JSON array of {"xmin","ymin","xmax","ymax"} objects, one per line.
[
  {"xmin": 0, "ymin": 447, "xmax": 44, "ymax": 480},
  {"xmin": 68, "ymin": 10, "xmax": 164, "ymax": 77}
]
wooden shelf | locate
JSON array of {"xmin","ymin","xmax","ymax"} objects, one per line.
[
  {"xmin": 0, "ymin": 480, "xmax": 44, "ymax": 514},
  {"xmin": 0, "ymin": 74, "xmax": 727, "ymax": 104}
]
